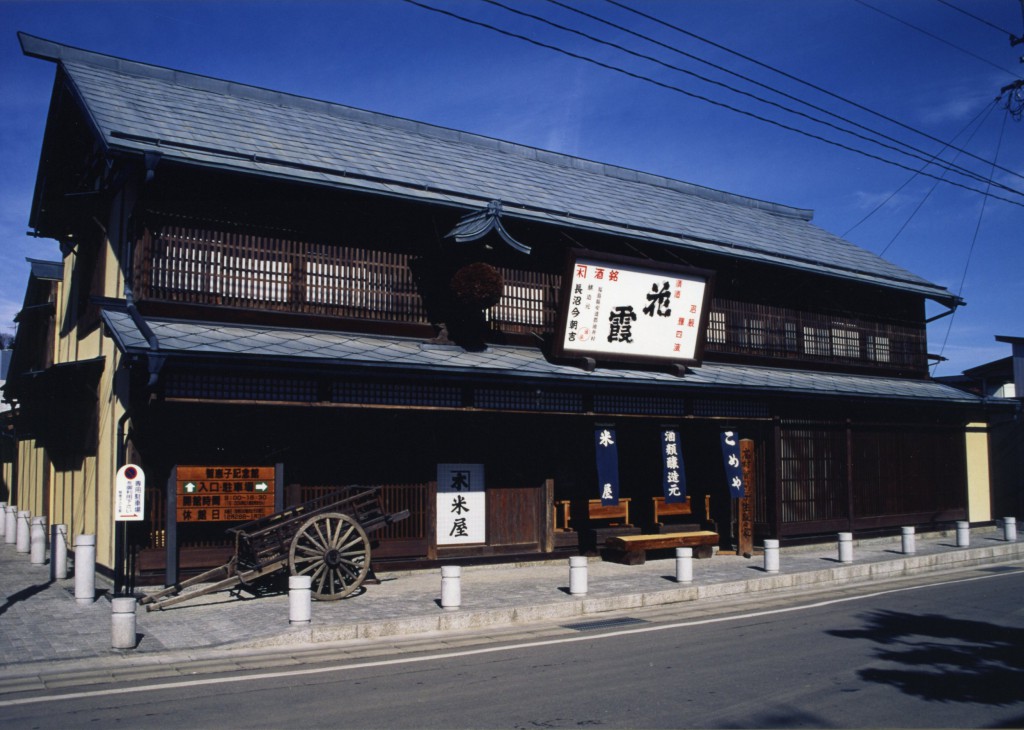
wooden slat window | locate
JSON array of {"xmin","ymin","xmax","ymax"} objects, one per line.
[
  {"xmin": 135, "ymin": 223, "xmax": 927, "ymax": 373},
  {"xmin": 486, "ymin": 268, "xmax": 560, "ymax": 334},
  {"xmin": 779, "ymin": 424, "xmax": 847, "ymax": 524},
  {"xmin": 708, "ymin": 299, "xmax": 927, "ymax": 372},
  {"xmin": 136, "ymin": 224, "xmax": 428, "ymax": 323}
]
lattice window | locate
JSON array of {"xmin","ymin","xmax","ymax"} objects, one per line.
[
  {"xmin": 218, "ymin": 254, "xmax": 290, "ymax": 302},
  {"xmin": 331, "ymin": 381, "xmax": 462, "ymax": 407},
  {"xmin": 593, "ymin": 393, "xmax": 687, "ymax": 416},
  {"xmin": 743, "ymin": 319, "xmax": 769, "ymax": 349},
  {"xmin": 474, "ymin": 388, "xmax": 583, "ymax": 412},
  {"xmin": 867, "ymin": 335, "xmax": 891, "ymax": 363},
  {"xmin": 830, "ymin": 325, "xmax": 861, "ymax": 359},
  {"xmin": 138, "ymin": 224, "xmax": 424, "ymax": 322},
  {"xmin": 692, "ymin": 399, "xmax": 770, "ymax": 418},
  {"xmin": 705, "ymin": 298, "xmax": 927, "ymax": 372},
  {"xmin": 802, "ymin": 326, "xmax": 831, "ymax": 357},
  {"xmin": 488, "ymin": 283, "xmax": 545, "ymax": 327},
  {"xmin": 779, "ymin": 425, "xmax": 846, "ymax": 523},
  {"xmin": 165, "ymin": 373, "xmax": 318, "ymax": 402},
  {"xmin": 707, "ymin": 311, "xmax": 726, "ymax": 344}
]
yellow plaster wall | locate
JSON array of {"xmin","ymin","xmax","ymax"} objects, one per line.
[
  {"xmin": 43, "ymin": 227, "xmax": 126, "ymax": 567},
  {"xmin": 14, "ymin": 438, "xmax": 48, "ymax": 517},
  {"xmin": 1, "ymin": 457, "xmax": 12, "ymax": 504},
  {"xmin": 965, "ymin": 422, "xmax": 992, "ymax": 523}
]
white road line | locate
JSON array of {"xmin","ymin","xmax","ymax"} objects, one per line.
[{"xmin": 1, "ymin": 567, "xmax": 1020, "ymax": 708}]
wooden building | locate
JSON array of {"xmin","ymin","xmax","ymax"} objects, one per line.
[{"xmin": 3, "ymin": 34, "xmax": 1011, "ymax": 583}]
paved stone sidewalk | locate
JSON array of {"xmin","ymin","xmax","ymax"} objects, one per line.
[{"xmin": 1, "ymin": 526, "xmax": 1021, "ymax": 676}]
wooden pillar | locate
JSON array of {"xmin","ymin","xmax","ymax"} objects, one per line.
[
  {"xmin": 164, "ymin": 466, "xmax": 177, "ymax": 587},
  {"xmin": 738, "ymin": 439, "xmax": 756, "ymax": 557},
  {"xmin": 542, "ymin": 478, "xmax": 555, "ymax": 553}
]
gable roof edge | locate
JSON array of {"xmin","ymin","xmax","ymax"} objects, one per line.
[{"xmin": 19, "ymin": 32, "xmax": 814, "ymax": 223}]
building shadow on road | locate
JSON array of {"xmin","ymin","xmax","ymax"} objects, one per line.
[{"xmin": 827, "ymin": 610, "xmax": 1024, "ymax": 710}]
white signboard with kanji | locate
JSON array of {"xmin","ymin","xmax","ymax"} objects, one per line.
[
  {"xmin": 115, "ymin": 464, "xmax": 146, "ymax": 522},
  {"xmin": 436, "ymin": 463, "xmax": 486, "ymax": 546},
  {"xmin": 554, "ymin": 252, "xmax": 713, "ymax": 366}
]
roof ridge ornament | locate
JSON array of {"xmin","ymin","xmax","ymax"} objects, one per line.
[{"xmin": 446, "ymin": 200, "xmax": 532, "ymax": 255}]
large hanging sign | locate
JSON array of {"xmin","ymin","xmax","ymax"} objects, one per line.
[
  {"xmin": 595, "ymin": 426, "xmax": 621, "ymax": 506},
  {"xmin": 436, "ymin": 463, "xmax": 486, "ymax": 545},
  {"xmin": 661, "ymin": 429, "xmax": 687, "ymax": 503},
  {"xmin": 553, "ymin": 251, "xmax": 714, "ymax": 366},
  {"xmin": 115, "ymin": 464, "xmax": 146, "ymax": 522},
  {"xmin": 720, "ymin": 430, "xmax": 746, "ymax": 498},
  {"xmin": 176, "ymin": 465, "xmax": 276, "ymax": 523}
]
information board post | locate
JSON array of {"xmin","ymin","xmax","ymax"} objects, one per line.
[
  {"xmin": 165, "ymin": 464, "xmax": 278, "ymax": 586},
  {"xmin": 114, "ymin": 464, "xmax": 146, "ymax": 595},
  {"xmin": 175, "ymin": 466, "xmax": 277, "ymax": 523},
  {"xmin": 166, "ymin": 467, "xmax": 178, "ymax": 587}
]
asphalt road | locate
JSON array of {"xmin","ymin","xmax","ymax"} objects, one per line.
[{"xmin": 5, "ymin": 565, "xmax": 1023, "ymax": 729}]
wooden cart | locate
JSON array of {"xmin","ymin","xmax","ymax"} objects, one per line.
[{"xmin": 139, "ymin": 486, "xmax": 409, "ymax": 611}]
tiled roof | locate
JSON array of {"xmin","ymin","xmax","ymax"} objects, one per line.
[
  {"xmin": 101, "ymin": 309, "xmax": 982, "ymax": 405},
  {"xmin": 22, "ymin": 33, "xmax": 959, "ymax": 306}
]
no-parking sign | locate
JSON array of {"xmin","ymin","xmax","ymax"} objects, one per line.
[{"xmin": 115, "ymin": 464, "xmax": 146, "ymax": 522}]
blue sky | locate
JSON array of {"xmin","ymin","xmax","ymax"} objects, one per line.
[{"xmin": 1, "ymin": 0, "xmax": 1021, "ymax": 376}]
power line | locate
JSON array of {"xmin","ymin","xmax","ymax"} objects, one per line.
[
  {"xmin": 402, "ymin": 0, "xmax": 1024, "ymax": 210},
  {"xmin": 854, "ymin": 0, "xmax": 1022, "ymax": 78},
  {"xmin": 932, "ymin": 108, "xmax": 1010, "ymax": 376},
  {"xmin": 843, "ymin": 99, "xmax": 998, "ymax": 238},
  {"xmin": 875, "ymin": 100, "xmax": 995, "ymax": 256},
  {"xmin": 525, "ymin": 0, "xmax": 1022, "ymax": 198},
  {"xmin": 604, "ymin": 0, "xmax": 1024, "ymax": 185},
  {"xmin": 937, "ymin": 0, "xmax": 1019, "ymax": 37}
]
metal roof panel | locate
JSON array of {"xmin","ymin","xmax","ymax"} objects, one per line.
[
  {"xmin": 14, "ymin": 32, "xmax": 959, "ymax": 305},
  {"xmin": 99, "ymin": 310, "xmax": 983, "ymax": 405}
]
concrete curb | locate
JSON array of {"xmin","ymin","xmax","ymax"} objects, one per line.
[{"xmin": 236, "ymin": 540, "xmax": 1024, "ymax": 650}]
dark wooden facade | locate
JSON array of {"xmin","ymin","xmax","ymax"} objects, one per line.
[
  {"xmin": 6, "ymin": 36, "xmax": 997, "ymax": 583},
  {"xmin": 106, "ymin": 183, "xmax": 975, "ymax": 571}
]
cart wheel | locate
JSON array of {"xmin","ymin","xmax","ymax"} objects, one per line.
[{"xmin": 289, "ymin": 512, "xmax": 371, "ymax": 600}]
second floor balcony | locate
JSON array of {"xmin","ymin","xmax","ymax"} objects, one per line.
[{"xmin": 131, "ymin": 221, "xmax": 929, "ymax": 375}]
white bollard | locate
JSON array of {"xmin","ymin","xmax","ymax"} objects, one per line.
[
  {"xmin": 74, "ymin": 534, "xmax": 97, "ymax": 604},
  {"xmin": 1004, "ymin": 517, "xmax": 1018, "ymax": 542},
  {"xmin": 675, "ymin": 547, "xmax": 693, "ymax": 583},
  {"xmin": 569, "ymin": 555, "xmax": 588, "ymax": 595},
  {"xmin": 53, "ymin": 524, "xmax": 69, "ymax": 579},
  {"xmin": 956, "ymin": 521, "xmax": 970, "ymax": 548},
  {"xmin": 4, "ymin": 506, "xmax": 16, "ymax": 545},
  {"xmin": 763, "ymin": 539, "xmax": 780, "ymax": 573},
  {"xmin": 30, "ymin": 516, "xmax": 47, "ymax": 565},
  {"xmin": 837, "ymin": 532, "xmax": 853, "ymax": 563},
  {"xmin": 0, "ymin": 502, "xmax": 6, "ymax": 538},
  {"xmin": 111, "ymin": 597, "xmax": 138, "ymax": 649},
  {"xmin": 288, "ymin": 575, "xmax": 312, "ymax": 624},
  {"xmin": 901, "ymin": 526, "xmax": 916, "ymax": 555},
  {"xmin": 440, "ymin": 565, "xmax": 461, "ymax": 610},
  {"xmin": 16, "ymin": 510, "xmax": 31, "ymax": 553}
]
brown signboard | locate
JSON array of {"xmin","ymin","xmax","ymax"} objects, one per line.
[
  {"xmin": 176, "ymin": 465, "xmax": 276, "ymax": 523},
  {"xmin": 738, "ymin": 439, "xmax": 756, "ymax": 558}
]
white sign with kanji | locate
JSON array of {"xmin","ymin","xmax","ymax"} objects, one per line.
[
  {"xmin": 555, "ymin": 253, "xmax": 712, "ymax": 365},
  {"xmin": 115, "ymin": 464, "xmax": 146, "ymax": 522},
  {"xmin": 436, "ymin": 463, "xmax": 486, "ymax": 546}
]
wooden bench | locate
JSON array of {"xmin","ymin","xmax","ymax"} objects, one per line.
[
  {"xmin": 555, "ymin": 498, "xmax": 639, "ymax": 552},
  {"xmin": 652, "ymin": 494, "xmax": 701, "ymax": 523},
  {"xmin": 555, "ymin": 497, "xmax": 632, "ymax": 531},
  {"xmin": 604, "ymin": 530, "xmax": 719, "ymax": 565}
]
